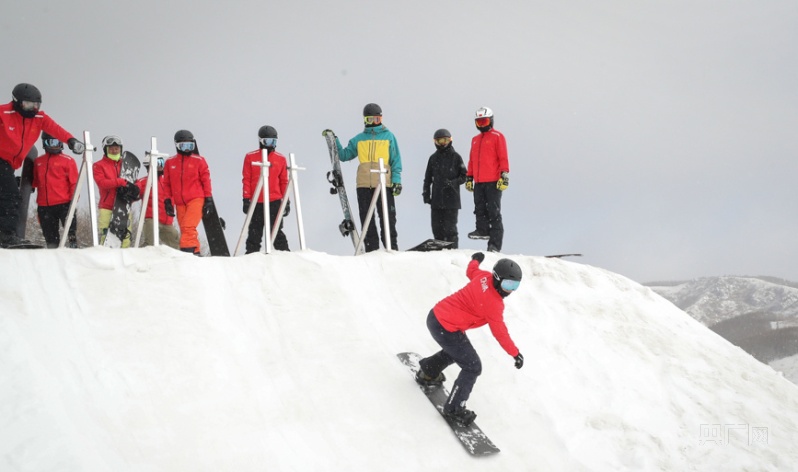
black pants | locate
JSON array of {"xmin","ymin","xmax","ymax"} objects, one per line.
[
  {"xmin": 356, "ymin": 187, "xmax": 397, "ymax": 252},
  {"xmin": 431, "ymin": 208, "xmax": 459, "ymax": 248},
  {"xmin": 473, "ymin": 182, "xmax": 503, "ymax": 250},
  {"xmin": 38, "ymin": 203, "xmax": 77, "ymax": 248},
  {"xmin": 419, "ymin": 310, "xmax": 482, "ymax": 413},
  {"xmin": 0, "ymin": 160, "xmax": 21, "ymax": 236},
  {"xmin": 245, "ymin": 200, "xmax": 289, "ymax": 254}
]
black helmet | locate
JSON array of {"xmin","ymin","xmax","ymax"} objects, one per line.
[
  {"xmin": 433, "ymin": 129, "xmax": 451, "ymax": 140},
  {"xmin": 12, "ymin": 83, "xmax": 42, "ymax": 103},
  {"xmin": 174, "ymin": 129, "xmax": 195, "ymax": 142},
  {"xmin": 492, "ymin": 258, "xmax": 522, "ymax": 295},
  {"xmin": 12, "ymin": 83, "xmax": 42, "ymax": 118},
  {"xmin": 363, "ymin": 103, "xmax": 382, "ymax": 116},
  {"xmin": 42, "ymin": 132, "xmax": 63, "ymax": 153},
  {"xmin": 258, "ymin": 125, "xmax": 278, "ymax": 139}
]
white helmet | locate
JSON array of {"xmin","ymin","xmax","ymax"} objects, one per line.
[
  {"xmin": 101, "ymin": 135, "xmax": 123, "ymax": 155},
  {"xmin": 475, "ymin": 106, "xmax": 494, "ymax": 119}
]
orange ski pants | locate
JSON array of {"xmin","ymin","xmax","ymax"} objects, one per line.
[{"xmin": 176, "ymin": 197, "xmax": 204, "ymax": 253}]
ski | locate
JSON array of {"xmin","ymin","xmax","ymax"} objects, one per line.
[
  {"xmin": 544, "ymin": 253, "xmax": 582, "ymax": 258},
  {"xmin": 15, "ymin": 146, "xmax": 38, "ymax": 239},
  {"xmin": 323, "ymin": 131, "xmax": 363, "ymax": 254}
]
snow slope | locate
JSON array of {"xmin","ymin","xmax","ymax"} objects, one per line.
[{"xmin": 2, "ymin": 248, "xmax": 798, "ymax": 471}]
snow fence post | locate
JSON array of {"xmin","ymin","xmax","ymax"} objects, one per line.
[{"xmin": 60, "ymin": 131, "xmax": 98, "ymax": 248}]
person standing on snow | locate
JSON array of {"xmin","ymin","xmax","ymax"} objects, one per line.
[
  {"xmin": 0, "ymin": 83, "xmax": 85, "ymax": 247},
  {"xmin": 242, "ymin": 125, "xmax": 290, "ymax": 253},
  {"xmin": 422, "ymin": 128, "xmax": 467, "ymax": 248},
  {"xmin": 466, "ymin": 106, "xmax": 509, "ymax": 253},
  {"xmin": 135, "ymin": 157, "xmax": 179, "ymax": 249},
  {"xmin": 162, "ymin": 129, "xmax": 213, "ymax": 255},
  {"xmin": 93, "ymin": 135, "xmax": 140, "ymax": 247},
  {"xmin": 415, "ymin": 252, "xmax": 524, "ymax": 426},
  {"xmin": 31, "ymin": 133, "xmax": 79, "ymax": 248},
  {"xmin": 323, "ymin": 103, "xmax": 403, "ymax": 252}
]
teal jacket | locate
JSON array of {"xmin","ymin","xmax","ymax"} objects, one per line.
[{"xmin": 336, "ymin": 124, "xmax": 402, "ymax": 189}]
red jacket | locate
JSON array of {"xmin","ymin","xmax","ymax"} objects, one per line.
[
  {"xmin": 136, "ymin": 175, "xmax": 175, "ymax": 225},
  {"xmin": 93, "ymin": 155, "xmax": 128, "ymax": 210},
  {"xmin": 468, "ymin": 129, "xmax": 509, "ymax": 183},
  {"xmin": 0, "ymin": 102, "xmax": 75, "ymax": 169},
  {"xmin": 433, "ymin": 259, "xmax": 519, "ymax": 357},
  {"xmin": 31, "ymin": 152, "xmax": 78, "ymax": 206},
  {"xmin": 242, "ymin": 149, "xmax": 289, "ymax": 203},
  {"xmin": 162, "ymin": 153, "xmax": 212, "ymax": 206}
]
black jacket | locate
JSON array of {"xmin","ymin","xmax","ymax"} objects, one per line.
[{"xmin": 422, "ymin": 145, "xmax": 467, "ymax": 209}]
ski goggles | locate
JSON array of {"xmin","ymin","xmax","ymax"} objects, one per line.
[
  {"xmin": 475, "ymin": 117, "xmax": 491, "ymax": 128},
  {"xmin": 176, "ymin": 141, "xmax": 196, "ymax": 152},
  {"xmin": 104, "ymin": 136, "xmax": 123, "ymax": 146},
  {"xmin": 259, "ymin": 137, "xmax": 277, "ymax": 148},
  {"xmin": 145, "ymin": 157, "xmax": 165, "ymax": 169},
  {"xmin": 43, "ymin": 138, "xmax": 62, "ymax": 148},
  {"xmin": 364, "ymin": 116, "xmax": 382, "ymax": 125},
  {"xmin": 20, "ymin": 100, "xmax": 40, "ymax": 112},
  {"xmin": 500, "ymin": 278, "xmax": 521, "ymax": 292},
  {"xmin": 434, "ymin": 137, "xmax": 452, "ymax": 146}
]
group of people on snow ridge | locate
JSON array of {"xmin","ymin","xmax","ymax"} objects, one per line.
[{"xmin": 1, "ymin": 84, "xmax": 511, "ymax": 255}]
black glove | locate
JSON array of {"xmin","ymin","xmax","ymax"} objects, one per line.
[
  {"xmin": 422, "ymin": 192, "xmax": 431, "ymax": 204},
  {"xmin": 392, "ymin": 183, "xmax": 402, "ymax": 196},
  {"xmin": 283, "ymin": 199, "xmax": 291, "ymax": 216},
  {"xmin": 164, "ymin": 198, "xmax": 175, "ymax": 217},
  {"xmin": 514, "ymin": 353, "xmax": 524, "ymax": 369},
  {"xmin": 116, "ymin": 184, "xmax": 129, "ymax": 201},
  {"xmin": 471, "ymin": 252, "xmax": 485, "ymax": 264},
  {"xmin": 67, "ymin": 138, "xmax": 85, "ymax": 154},
  {"xmin": 203, "ymin": 196, "xmax": 214, "ymax": 216},
  {"xmin": 243, "ymin": 198, "xmax": 251, "ymax": 214},
  {"xmin": 124, "ymin": 181, "xmax": 140, "ymax": 202}
]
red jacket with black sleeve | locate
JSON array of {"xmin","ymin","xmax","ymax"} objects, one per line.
[
  {"xmin": 31, "ymin": 152, "xmax": 78, "ymax": 207},
  {"xmin": 433, "ymin": 259, "xmax": 519, "ymax": 357},
  {"xmin": 0, "ymin": 102, "xmax": 75, "ymax": 169},
  {"xmin": 467, "ymin": 129, "xmax": 509, "ymax": 183},
  {"xmin": 162, "ymin": 153, "xmax": 212, "ymax": 206},
  {"xmin": 242, "ymin": 149, "xmax": 289, "ymax": 203},
  {"xmin": 93, "ymin": 155, "xmax": 128, "ymax": 210}
]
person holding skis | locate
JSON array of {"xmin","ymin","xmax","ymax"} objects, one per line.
[
  {"xmin": 31, "ymin": 133, "xmax": 79, "ymax": 248},
  {"xmin": 135, "ymin": 157, "xmax": 179, "ymax": 249},
  {"xmin": 466, "ymin": 106, "xmax": 509, "ymax": 253},
  {"xmin": 422, "ymin": 129, "xmax": 467, "ymax": 248},
  {"xmin": 323, "ymin": 103, "xmax": 402, "ymax": 252},
  {"xmin": 415, "ymin": 252, "xmax": 524, "ymax": 426},
  {"xmin": 0, "ymin": 83, "xmax": 85, "ymax": 248},
  {"xmin": 162, "ymin": 129, "xmax": 213, "ymax": 255},
  {"xmin": 242, "ymin": 125, "xmax": 290, "ymax": 253},
  {"xmin": 93, "ymin": 135, "xmax": 140, "ymax": 247}
]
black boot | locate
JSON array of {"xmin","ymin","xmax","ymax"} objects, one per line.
[{"xmin": 443, "ymin": 407, "xmax": 477, "ymax": 426}]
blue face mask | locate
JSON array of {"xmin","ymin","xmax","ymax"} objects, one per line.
[
  {"xmin": 500, "ymin": 279, "xmax": 520, "ymax": 292},
  {"xmin": 176, "ymin": 141, "xmax": 195, "ymax": 153}
]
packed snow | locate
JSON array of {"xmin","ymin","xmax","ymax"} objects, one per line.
[{"xmin": 2, "ymin": 247, "xmax": 798, "ymax": 471}]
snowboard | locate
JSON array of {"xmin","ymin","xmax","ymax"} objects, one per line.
[
  {"xmin": 407, "ymin": 238, "xmax": 455, "ymax": 252},
  {"xmin": 396, "ymin": 352, "xmax": 500, "ymax": 456},
  {"xmin": 15, "ymin": 146, "xmax": 38, "ymax": 239},
  {"xmin": 323, "ymin": 131, "xmax": 364, "ymax": 254},
  {"xmin": 104, "ymin": 151, "xmax": 141, "ymax": 248},
  {"xmin": 201, "ymin": 196, "xmax": 230, "ymax": 256}
]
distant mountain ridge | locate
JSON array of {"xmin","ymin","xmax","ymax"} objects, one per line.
[{"xmin": 645, "ymin": 276, "xmax": 798, "ymax": 326}]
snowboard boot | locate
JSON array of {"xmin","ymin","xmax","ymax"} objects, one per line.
[
  {"xmin": 443, "ymin": 407, "xmax": 477, "ymax": 426},
  {"xmin": 487, "ymin": 244, "xmax": 500, "ymax": 253},
  {"xmin": 415, "ymin": 368, "xmax": 446, "ymax": 387},
  {"xmin": 467, "ymin": 230, "xmax": 490, "ymax": 240},
  {"xmin": 0, "ymin": 232, "xmax": 31, "ymax": 248}
]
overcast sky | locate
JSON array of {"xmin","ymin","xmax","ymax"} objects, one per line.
[{"xmin": 3, "ymin": 1, "xmax": 797, "ymax": 282}]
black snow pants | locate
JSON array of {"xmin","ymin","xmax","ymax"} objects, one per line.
[
  {"xmin": 0, "ymin": 159, "xmax": 21, "ymax": 237},
  {"xmin": 38, "ymin": 202, "xmax": 77, "ymax": 248},
  {"xmin": 473, "ymin": 182, "xmax": 503, "ymax": 250},
  {"xmin": 419, "ymin": 310, "xmax": 482, "ymax": 413},
  {"xmin": 430, "ymin": 208, "xmax": 459, "ymax": 248},
  {"xmin": 245, "ymin": 200, "xmax": 289, "ymax": 254},
  {"xmin": 356, "ymin": 187, "xmax": 397, "ymax": 252}
]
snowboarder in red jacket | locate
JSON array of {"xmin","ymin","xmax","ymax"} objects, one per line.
[
  {"xmin": 416, "ymin": 252, "xmax": 524, "ymax": 426},
  {"xmin": 31, "ymin": 133, "xmax": 78, "ymax": 248},
  {"xmin": 0, "ymin": 83, "xmax": 84, "ymax": 247}
]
